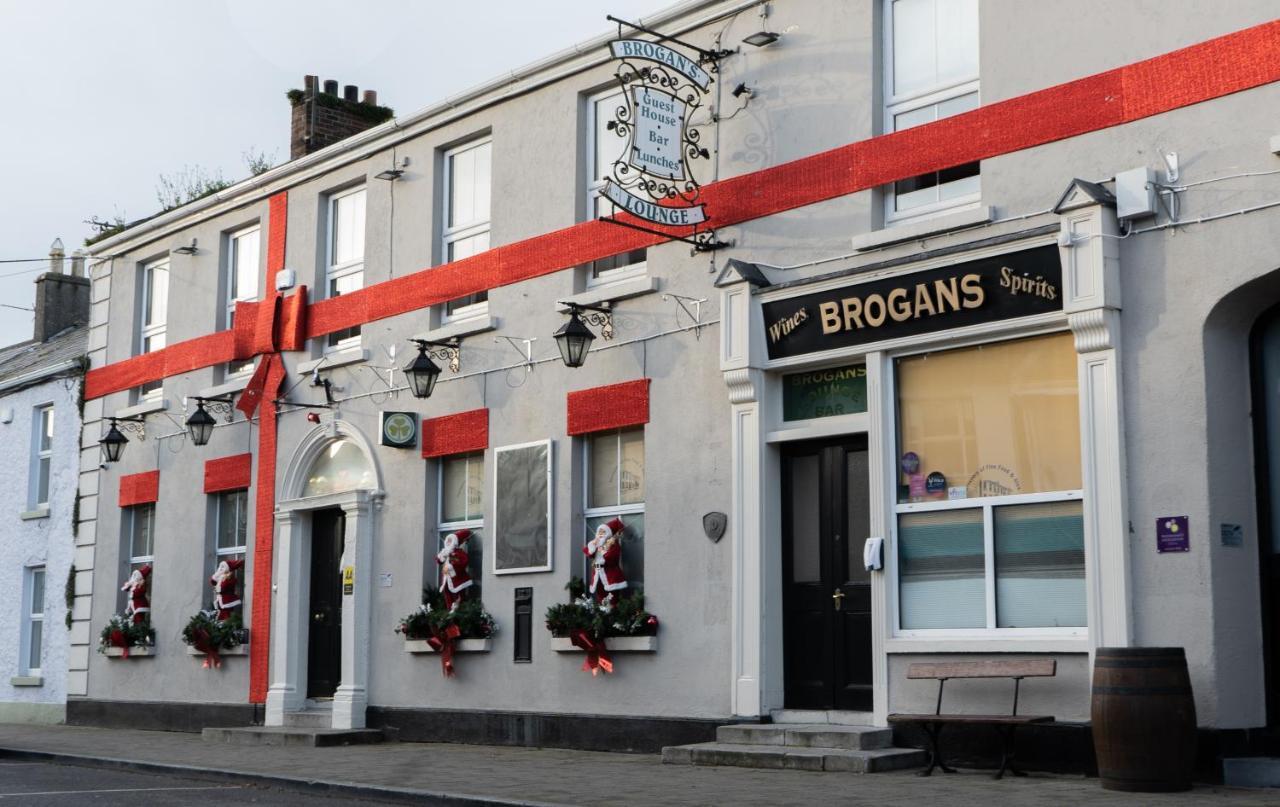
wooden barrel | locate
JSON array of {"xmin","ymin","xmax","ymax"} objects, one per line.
[{"xmin": 1091, "ymin": 647, "xmax": 1197, "ymax": 792}]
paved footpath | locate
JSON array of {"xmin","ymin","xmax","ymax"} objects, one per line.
[{"xmin": 1, "ymin": 723, "xmax": 1278, "ymax": 806}]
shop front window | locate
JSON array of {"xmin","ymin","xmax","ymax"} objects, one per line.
[{"xmin": 893, "ymin": 332, "xmax": 1085, "ymax": 632}]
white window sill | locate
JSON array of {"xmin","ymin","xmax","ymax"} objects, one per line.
[
  {"xmin": 404, "ymin": 638, "xmax": 492, "ymax": 654},
  {"xmin": 20, "ymin": 507, "xmax": 49, "ymax": 521},
  {"xmin": 885, "ymin": 636, "xmax": 1090, "ymax": 654},
  {"xmin": 10, "ymin": 675, "xmax": 42, "ymax": 687},
  {"xmin": 558, "ymin": 275, "xmax": 659, "ymax": 312},
  {"xmin": 116, "ymin": 399, "xmax": 169, "ymax": 420},
  {"xmin": 298, "ymin": 347, "xmax": 368, "ymax": 375},
  {"xmin": 416, "ymin": 314, "xmax": 499, "ymax": 343},
  {"xmin": 551, "ymin": 635, "xmax": 657, "ymax": 652},
  {"xmin": 184, "ymin": 644, "xmax": 249, "ymax": 657},
  {"xmin": 853, "ymin": 205, "xmax": 994, "ymax": 251},
  {"xmin": 102, "ymin": 646, "xmax": 156, "ymax": 658},
  {"xmin": 200, "ymin": 376, "xmax": 252, "ymax": 399}
]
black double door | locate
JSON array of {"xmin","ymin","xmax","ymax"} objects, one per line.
[
  {"xmin": 782, "ymin": 437, "xmax": 873, "ymax": 711},
  {"xmin": 307, "ymin": 508, "xmax": 345, "ymax": 699}
]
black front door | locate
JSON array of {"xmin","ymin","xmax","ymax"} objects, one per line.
[
  {"xmin": 782, "ymin": 437, "xmax": 873, "ymax": 711},
  {"xmin": 1253, "ymin": 309, "xmax": 1280, "ymax": 725},
  {"xmin": 307, "ymin": 508, "xmax": 345, "ymax": 699}
]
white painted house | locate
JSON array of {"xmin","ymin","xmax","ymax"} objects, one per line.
[{"xmin": 0, "ymin": 243, "xmax": 88, "ymax": 724}]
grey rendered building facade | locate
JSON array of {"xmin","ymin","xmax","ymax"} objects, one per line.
[{"xmin": 69, "ymin": 0, "xmax": 1280, "ymax": 765}]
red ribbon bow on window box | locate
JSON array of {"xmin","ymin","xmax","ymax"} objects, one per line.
[
  {"xmin": 569, "ymin": 629, "xmax": 614, "ymax": 676},
  {"xmin": 427, "ymin": 623, "xmax": 463, "ymax": 678}
]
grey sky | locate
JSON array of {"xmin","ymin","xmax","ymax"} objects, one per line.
[{"xmin": 0, "ymin": 0, "xmax": 675, "ymax": 347}]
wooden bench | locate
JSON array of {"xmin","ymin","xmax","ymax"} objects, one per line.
[{"xmin": 887, "ymin": 659, "xmax": 1056, "ymax": 779}]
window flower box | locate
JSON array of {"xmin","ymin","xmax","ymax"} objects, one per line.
[
  {"xmin": 551, "ymin": 635, "xmax": 657, "ymax": 652},
  {"xmin": 103, "ymin": 645, "xmax": 156, "ymax": 658},
  {"xmin": 404, "ymin": 638, "xmax": 492, "ymax": 654}
]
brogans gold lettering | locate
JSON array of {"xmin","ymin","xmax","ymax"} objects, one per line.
[{"xmin": 819, "ymin": 274, "xmax": 984, "ymax": 335}]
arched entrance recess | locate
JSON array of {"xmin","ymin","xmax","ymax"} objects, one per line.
[{"xmin": 265, "ymin": 422, "xmax": 383, "ymax": 730}]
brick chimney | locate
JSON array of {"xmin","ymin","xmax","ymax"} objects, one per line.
[
  {"xmin": 32, "ymin": 237, "xmax": 89, "ymax": 343},
  {"xmin": 289, "ymin": 75, "xmax": 394, "ymax": 159}
]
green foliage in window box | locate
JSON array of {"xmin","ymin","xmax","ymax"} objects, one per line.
[
  {"xmin": 395, "ymin": 586, "xmax": 496, "ymax": 640},
  {"xmin": 181, "ymin": 611, "xmax": 246, "ymax": 652},
  {"xmin": 545, "ymin": 577, "xmax": 658, "ymax": 641},
  {"xmin": 98, "ymin": 615, "xmax": 154, "ymax": 653}
]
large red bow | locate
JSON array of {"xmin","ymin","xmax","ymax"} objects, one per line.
[
  {"xmin": 232, "ymin": 288, "xmax": 308, "ymax": 418},
  {"xmin": 427, "ymin": 623, "xmax": 463, "ymax": 678},
  {"xmin": 569, "ymin": 630, "xmax": 614, "ymax": 676}
]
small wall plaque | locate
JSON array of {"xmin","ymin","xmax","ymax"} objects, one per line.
[
  {"xmin": 703, "ymin": 512, "xmax": 727, "ymax": 543},
  {"xmin": 1157, "ymin": 516, "xmax": 1190, "ymax": 553}
]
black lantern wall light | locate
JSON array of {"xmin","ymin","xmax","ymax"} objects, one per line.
[
  {"xmin": 403, "ymin": 338, "xmax": 461, "ymax": 399},
  {"xmin": 185, "ymin": 396, "xmax": 236, "ymax": 447},
  {"xmin": 99, "ymin": 415, "xmax": 146, "ymax": 464},
  {"xmin": 553, "ymin": 302, "xmax": 614, "ymax": 368}
]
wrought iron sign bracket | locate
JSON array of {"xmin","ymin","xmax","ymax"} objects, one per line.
[
  {"xmin": 275, "ymin": 377, "xmax": 335, "ymax": 410},
  {"xmin": 598, "ymin": 215, "xmax": 732, "ymax": 254},
  {"xmin": 606, "ymin": 15, "xmax": 735, "ymax": 63},
  {"xmin": 495, "ymin": 336, "xmax": 537, "ymax": 370},
  {"xmin": 557, "ymin": 302, "xmax": 615, "ymax": 340},
  {"xmin": 662, "ymin": 293, "xmax": 709, "ymax": 338},
  {"xmin": 410, "ymin": 338, "xmax": 461, "ymax": 373}
]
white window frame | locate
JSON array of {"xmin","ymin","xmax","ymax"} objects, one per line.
[
  {"xmin": 441, "ymin": 137, "xmax": 492, "ymax": 322},
  {"xmin": 214, "ymin": 489, "xmax": 249, "ymax": 558},
  {"xmin": 585, "ymin": 88, "xmax": 647, "ymax": 287},
  {"xmin": 325, "ymin": 185, "xmax": 367, "ymax": 351},
  {"xmin": 437, "ymin": 451, "xmax": 485, "ymax": 549},
  {"xmin": 224, "ymin": 224, "xmax": 261, "ymax": 377},
  {"xmin": 581, "ymin": 428, "xmax": 645, "ymax": 580},
  {"xmin": 138, "ymin": 258, "xmax": 169, "ymax": 400},
  {"xmin": 21, "ymin": 566, "xmax": 44, "ymax": 676},
  {"xmin": 127, "ymin": 503, "xmax": 156, "ymax": 567},
  {"xmin": 885, "ymin": 332, "xmax": 1088, "ymax": 641},
  {"xmin": 29, "ymin": 403, "xmax": 53, "ymax": 510},
  {"xmin": 882, "ymin": 0, "xmax": 981, "ymax": 225}
]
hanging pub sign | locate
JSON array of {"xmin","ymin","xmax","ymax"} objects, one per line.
[
  {"xmin": 762, "ymin": 245, "xmax": 1063, "ymax": 360},
  {"xmin": 599, "ymin": 17, "xmax": 728, "ymax": 251}
]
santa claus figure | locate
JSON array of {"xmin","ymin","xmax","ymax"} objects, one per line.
[
  {"xmin": 584, "ymin": 517, "xmax": 628, "ymax": 607},
  {"xmin": 210, "ymin": 558, "xmax": 244, "ymax": 621},
  {"xmin": 121, "ymin": 564, "xmax": 152, "ymax": 625},
  {"xmin": 436, "ymin": 529, "xmax": 473, "ymax": 611}
]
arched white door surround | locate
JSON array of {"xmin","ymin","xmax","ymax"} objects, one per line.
[{"xmin": 266, "ymin": 421, "xmax": 384, "ymax": 730}]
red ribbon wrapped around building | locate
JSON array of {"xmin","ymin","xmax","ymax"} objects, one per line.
[
  {"xmin": 427, "ymin": 623, "xmax": 462, "ymax": 678},
  {"xmin": 569, "ymin": 629, "xmax": 614, "ymax": 676},
  {"xmin": 233, "ymin": 288, "xmax": 308, "ymax": 418}
]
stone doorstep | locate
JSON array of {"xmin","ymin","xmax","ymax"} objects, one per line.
[
  {"xmin": 716, "ymin": 723, "xmax": 893, "ymax": 751},
  {"xmin": 201, "ymin": 726, "xmax": 384, "ymax": 748},
  {"xmin": 661, "ymin": 742, "xmax": 926, "ymax": 773},
  {"xmin": 282, "ymin": 711, "xmax": 338, "ymax": 730},
  {"xmin": 1223, "ymin": 757, "xmax": 1280, "ymax": 789}
]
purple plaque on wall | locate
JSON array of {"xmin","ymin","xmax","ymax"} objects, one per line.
[{"xmin": 1157, "ymin": 516, "xmax": 1190, "ymax": 553}]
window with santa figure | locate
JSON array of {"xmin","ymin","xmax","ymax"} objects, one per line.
[
  {"xmin": 436, "ymin": 451, "xmax": 484, "ymax": 595},
  {"xmin": 214, "ymin": 489, "xmax": 248, "ymax": 604},
  {"xmin": 582, "ymin": 427, "xmax": 645, "ymax": 589},
  {"xmin": 121, "ymin": 503, "xmax": 155, "ymax": 612}
]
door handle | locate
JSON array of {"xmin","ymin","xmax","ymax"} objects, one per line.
[
  {"xmin": 832, "ymin": 589, "xmax": 845, "ymax": 611},
  {"xmin": 312, "ymin": 612, "xmax": 325, "ymax": 623}
]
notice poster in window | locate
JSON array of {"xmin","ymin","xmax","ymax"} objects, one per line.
[{"xmin": 493, "ymin": 440, "xmax": 553, "ymax": 574}]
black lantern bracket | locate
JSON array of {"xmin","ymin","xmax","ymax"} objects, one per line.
[
  {"xmin": 275, "ymin": 377, "xmax": 335, "ymax": 410},
  {"xmin": 411, "ymin": 338, "xmax": 461, "ymax": 373},
  {"xmin": 188, "ymin": 395, "xmax": 236, "ymax": 423},
  {"xmin": 558, "ymin": 302, "xmax": 615, "ymax": 340},
  {"xmin": 110, "ymin": 414, "xmax": 147, "ymax": 441},
  {"xmin": 662, "ymin": 293, "xmax": 708, "ymax": 338}
]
